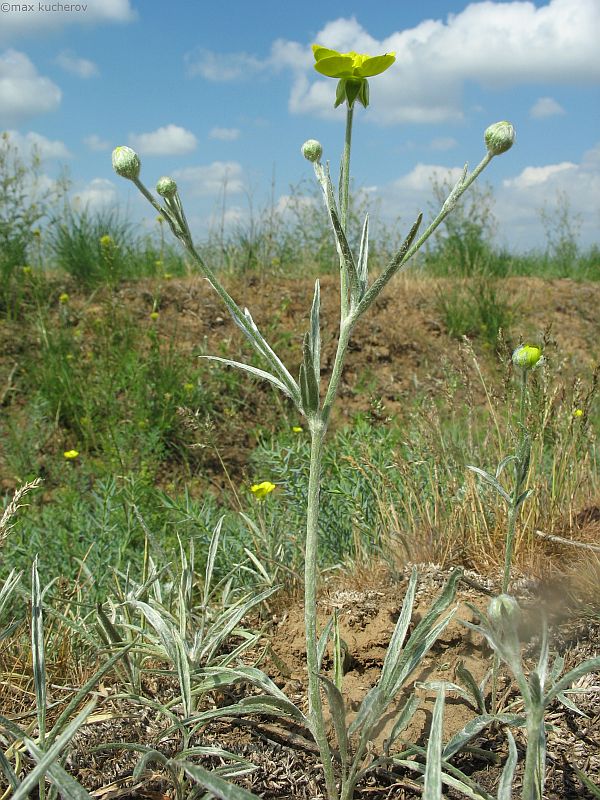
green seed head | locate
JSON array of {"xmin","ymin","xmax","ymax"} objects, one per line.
[
  {"xmin": 112, "ymin": 146, "xmax": 141, "ymax": 180},
  {"xmin": 301, "ymin": 139, "xmax": 323, "ymax": 163},
  {"xmin": 484, "ymin": 121, "xmax": 515, "ymax": 155},
  {"xmin": 512, "ymin": 344, "xmax": 542, "ymax": 370},
  {"xmin": 156, "ymin": 176, "xmax": 178, "ymax": 198}
]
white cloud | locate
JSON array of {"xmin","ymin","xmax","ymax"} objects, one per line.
[
  {"xmin": 56, "ymin": 50, "xmax": 99, "ymax": 78},
  {"xmin": 71, "ymin": 178, "xmax": 117, "ymax": 210},
  {"xmin": 185, "ymin": 48, "xmax": 267, "ymax": 81},
  {"xmin": 275, "ymin": 0, "xmax": 600, "ymax": 124},
  {"xmin": 0, "ymin": 50, "xmax": 61, "ymax": 123},
  {"xmin": 209, "ymin": 127, "xmax": 240, "ymax": 141},
  {"xmin": 84, "ymin": 134, "xmax": 110, "ymax": 151},
  {"xmin": 129, "ymin": 125, "xmax": 198, "ymax": 156},
  {"xmin": 0, "ymin": 0, "xmax": 136, "ymax": 43},
  {"xmin": 503, "ymin": 162, "xmax": 577, "ymax": 189},
  {"xmin": 4, "ymin": 129, "xmax": 71, "ymax": 159},
  {"xmin": 529, "ymin": 96, "xmax": 566, "ymax": 118},
  {"xmin": 172, "ymin": 161, "xmax": 244, "ymax": 195},
  {"xmin": 392, "ymin": 163, "xmax": 465, "ymax": 192}
]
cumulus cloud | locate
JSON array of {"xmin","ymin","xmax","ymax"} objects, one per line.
[
  {"xmin": 172, "ymin": 161, "xmax": 244, "ymax": 195},
  {"xmin": 71, "ymin": 178, "xmax": 117, "ymax": 210},
  {"xmin": 129, "ymin": 125, "xmax": 197, "ymax": 156},
  {"xmin": 84, "ymin": 134, "xmax": 111, "ymax": 151},
  {"xmin": 275, "ymin": 0, "xmax": 600, "ymax": 124},
  {"xmin": 503, "ymin": 162, "xmax": 577, "ymax": 189},
  {"xmin": 0, "ymin": 50, "xmax": 61, "ymax": 124},
  {"xmin": 209, "ymin": 127, "xmax": 241, "ymax": 141},
  {"xmin": 529, "ymin": 96, "xmax": 566, "ymax": 118},
  {"xmin": 56, "ymin": 50, "xmax": 99, "ymax": 78},
  {"xmin": 4, "ymin": 129, "xmax": 71, "ymax": 159},
  {"xmin": 0, "ymin": 0, "xmax": 136, "ymax": 43}
]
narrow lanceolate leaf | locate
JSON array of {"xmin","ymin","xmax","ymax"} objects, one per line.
[
  {"xmin": 31, "ymin": 557, "xmax": 46, "ymax": 747},
  {"xmin": 497, "ymin": 729, "xmax": 518, "ymax": 800},
  {"xmin": 319, "ymin": 674, "xmax": 350, "ymax": 768},
  {"xmin": 456, "ymin": 660, "xmax": 487, "ymax": 714},
  {"xmin": 313, "ymin": 161, "xmax": 361, "ymax": 304},
  {"xmin": 302, "ymin": 333, "xmax": 320, "ymax": 411},
  {"xmin": 204, "ymin": 516, "xmax": 225, "ymax": 607},
  {"xmin": 383, "ymin": 694, "xmax": 420, "ymax": 756},
  {"xmin": 12, "ymin": 700, "xmax": 96, "ymax": 800},
  {"xmin": 423, "ymin": 687, "xmax": 445, "ymax": 800},
  {"xmin": 239, "ymin": 307, "xmax": 300, "ymax": 400},
  {"xmin": 317, "ymin": 617, "xmax": 334, "ymax": 671},
  {"xmin": 309, "ymin": 279, "xmax": 321, "ymax": 385},
  {"xmin": 572, "ymin": 764, "xmax": 600, "ymax": 798},
  {"xmin": 379, "ymin": 568, "xmax": 419, "ymax": 691},
  {"xmin": 356, "ymin": 212, "xmax": 423, "ymax": 316},
  {"xmin": 466, "ymin": 465, "xmax": 512, "ymax": 505},
  {"xmin": 0, "ymin": 748, "xmax": 19, "ymax": 791},
  {"xmin": 357, "ymin": 213, "xmax": 369, "ymax": 297},
  {"xmin": 178, "ymin": 761, "xmax": 263, "ymax": 800},
  {"xmin": 546, "ymin": 657, "xmax": 600, "ymax": 705},
  {"xmin": 443, "ymin": 713, "xmax": 525, "ymax": 760},
  {"xmin": 202, "ymin": 356, "xmax": 298, "ymax": 403}
]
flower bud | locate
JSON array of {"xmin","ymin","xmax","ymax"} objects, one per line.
[
  {"xmin": 112, "ymin": 146, "xmax": 141, "ymax": 180},
  {"xmin": 489, "ymin": 594, "xmax": 521, "ymax": 628},
  {"xmin": 512, "ymin": 344, "xmax": 542, "ymax": 370},
  {"xmin": 484, "ymin": 121, "xmax": 515, "ymax": 155},
  {"xmin": 156, "ymin": 176, "xmax": 178, "ymax": 198},
  {"xmin": 301, "ymin": 139, "xmax": 323, "ymax": 163}
]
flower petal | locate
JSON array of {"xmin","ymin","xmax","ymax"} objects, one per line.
[
  {"xmin": 313, "ymin": 55, "xmax": 355, "ymax": 78},
  {"xmin": 312, "ymin": 45, "xmax": 341, "ymax": 61},
  {"xmin": 354, "ymin": 53, "xmax": 396, "ymax": 77}
]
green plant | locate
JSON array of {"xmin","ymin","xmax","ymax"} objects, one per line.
[
  {"xmin": 112, "ymin": 41, "xmax": 517, "ymax": 799},
  {"xmin": 435, "ymin": 277, "xmax": 513, "ymax": 346}
]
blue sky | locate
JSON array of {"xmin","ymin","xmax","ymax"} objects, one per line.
[{"xmin": 1, "ymin": 0, "xmax": 599, "ymax": 251}]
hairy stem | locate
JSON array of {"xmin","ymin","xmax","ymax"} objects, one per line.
[
  {"xmin": 305, "ymin": 415, "xmax": 338, "ymax": 800},
  {"xmin": 339, "ymin": 105, "xmax": 354, "ymax": 320}
]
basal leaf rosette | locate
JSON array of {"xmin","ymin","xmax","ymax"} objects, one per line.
[{"xmin": 312, "ymin": 45, "xmax": 395, "ymax": 108}]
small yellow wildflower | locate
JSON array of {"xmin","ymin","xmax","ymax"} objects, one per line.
[
  {"xmin": 512, "ymin": 344, "xmax": 543, "ymax": 370},
  {"xmin": 99, "ymin": 234, "xmax": 113, "ymax": 247},
  {"xmin": 251, "ymin": 481, "xmax": 276, "ymax": 500},
  {"xmin": 156, "ymin": 215, "xmax": 164, "ymax": 224},
  {"xmin": 183, "ymin": 382, "xmax": 195, "ymax": 393},
  {"xmin": 163, "ymin": 273, "xmax": 173, "ymax": 280},
  {"xmin": 65, "ymin": 353, "xmax": 74, "ymax": 361},
  {"xmin": 573, "ymin": 408, "xmax": 584, "ymax": 418},
  {"xmin": 155, "ymin": 260, "xmax": 163, "ymax": 268},
  {"xmin": 59, "ymin": 292, "xmax": 69, "ymax": 304},
  {"xmin": 312, "ymin": 44, "xmax": 396, "ymax": 108},
  {"xmin": 32, "ymin": 228, "xmax": 41, "ymax": 238},
  {"xmin": 63, "ymin": 449, "xmax": 79, "ymax": 459},
  {"xmin": 22, "ymin": 266, "xmax": 32, "ymax": 274},
  {"xmin": 292, "ymin": 426, "xmax": 303, "ymax": 433},
  {"xmin": 150, "ymin": 311, "xmax": 159, "ymax": 320}
]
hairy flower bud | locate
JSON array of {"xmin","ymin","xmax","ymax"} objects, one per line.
[
  {"xmin": 301, "ymin": 139, "xmax": 323, "ymax": 163},
  {"xmin": 156, "ymin": 176, "xmax": 178, "ymax": 198},
  {"xmin": 512, "ymin": 344, "xmax": 542, "ymax": 370},
  {"xmin": 484, "ymin": 121, "xmax": 516, "ymax": 156},
  {"xmin": 489, "ymin": 594, "xmax": 521, "ymax": 625},
  {"xmin": 112, "ymin": 146, "xmax": 141, "ymax": 180}
]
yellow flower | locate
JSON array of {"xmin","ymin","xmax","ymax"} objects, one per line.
[
  {"xmin": 99, "ymin": 234, "xmax": 113, "ymax": 247},
  {"xmin": 312, "ymin": 44, "xmax": 395, "ymax": 108},
  {"xmin": 156, "ymin": 215, "xmax": 164, "ymax": 224},
  {"xmin": 32, "ymin": 228, "xmax": 41, "ymax": 238},
  {"xmin": 573, "ymin": 408, "xmax": 584, "ymax": 418},
  {"xmin": 251, "ymin": 481, "xmax": 276, "ymax": 500},
  {"xmin": 150, "ymin": 311, "xmax": 159, "ymax": 320},
  {"xmin": 59, "ymin": 292, "xmax": 69, "ymax": 304},
  {"xmin": 22, "ymin": 265, "xmax": 32, "ymax": 274},
  {"xmin": 163, "ymin": 273, "xmax": 173, "ymax": 280},
  {"xmin": 65, "ymin": 353, "xmax": 74, "ymax": 361},
  {"xmin": 183, "ymin": 382, "xmax": 195, "ymax": 393},
  {"xmin": 512, "ymin": 344, "xmax": 543, "ymax": 370},
  {"xmin": 63, "ymin": 449, "xmax": 79, "ymax": 459},
  {"xmin": 155, "ymin": 260, "xmax": 163, "ymax": 268},
  {"xmin": 292, "ymin": 426, "xmax": 303, "ymax": 433}
]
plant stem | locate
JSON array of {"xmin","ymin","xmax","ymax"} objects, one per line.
[
  {"xmin": 339, "ymin": 105, "xmax": 353, "ymax": 320},
  {"xmin": 305, "ymin": 414, "xmax": 338, "ymax": 800},
  {"xmin": 503, "ymin": 369, "xmax": 528, "ymax": 594},
  {"xmin": 522, "ymin": 706, "xmax": 545, "ymax": 800}
]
